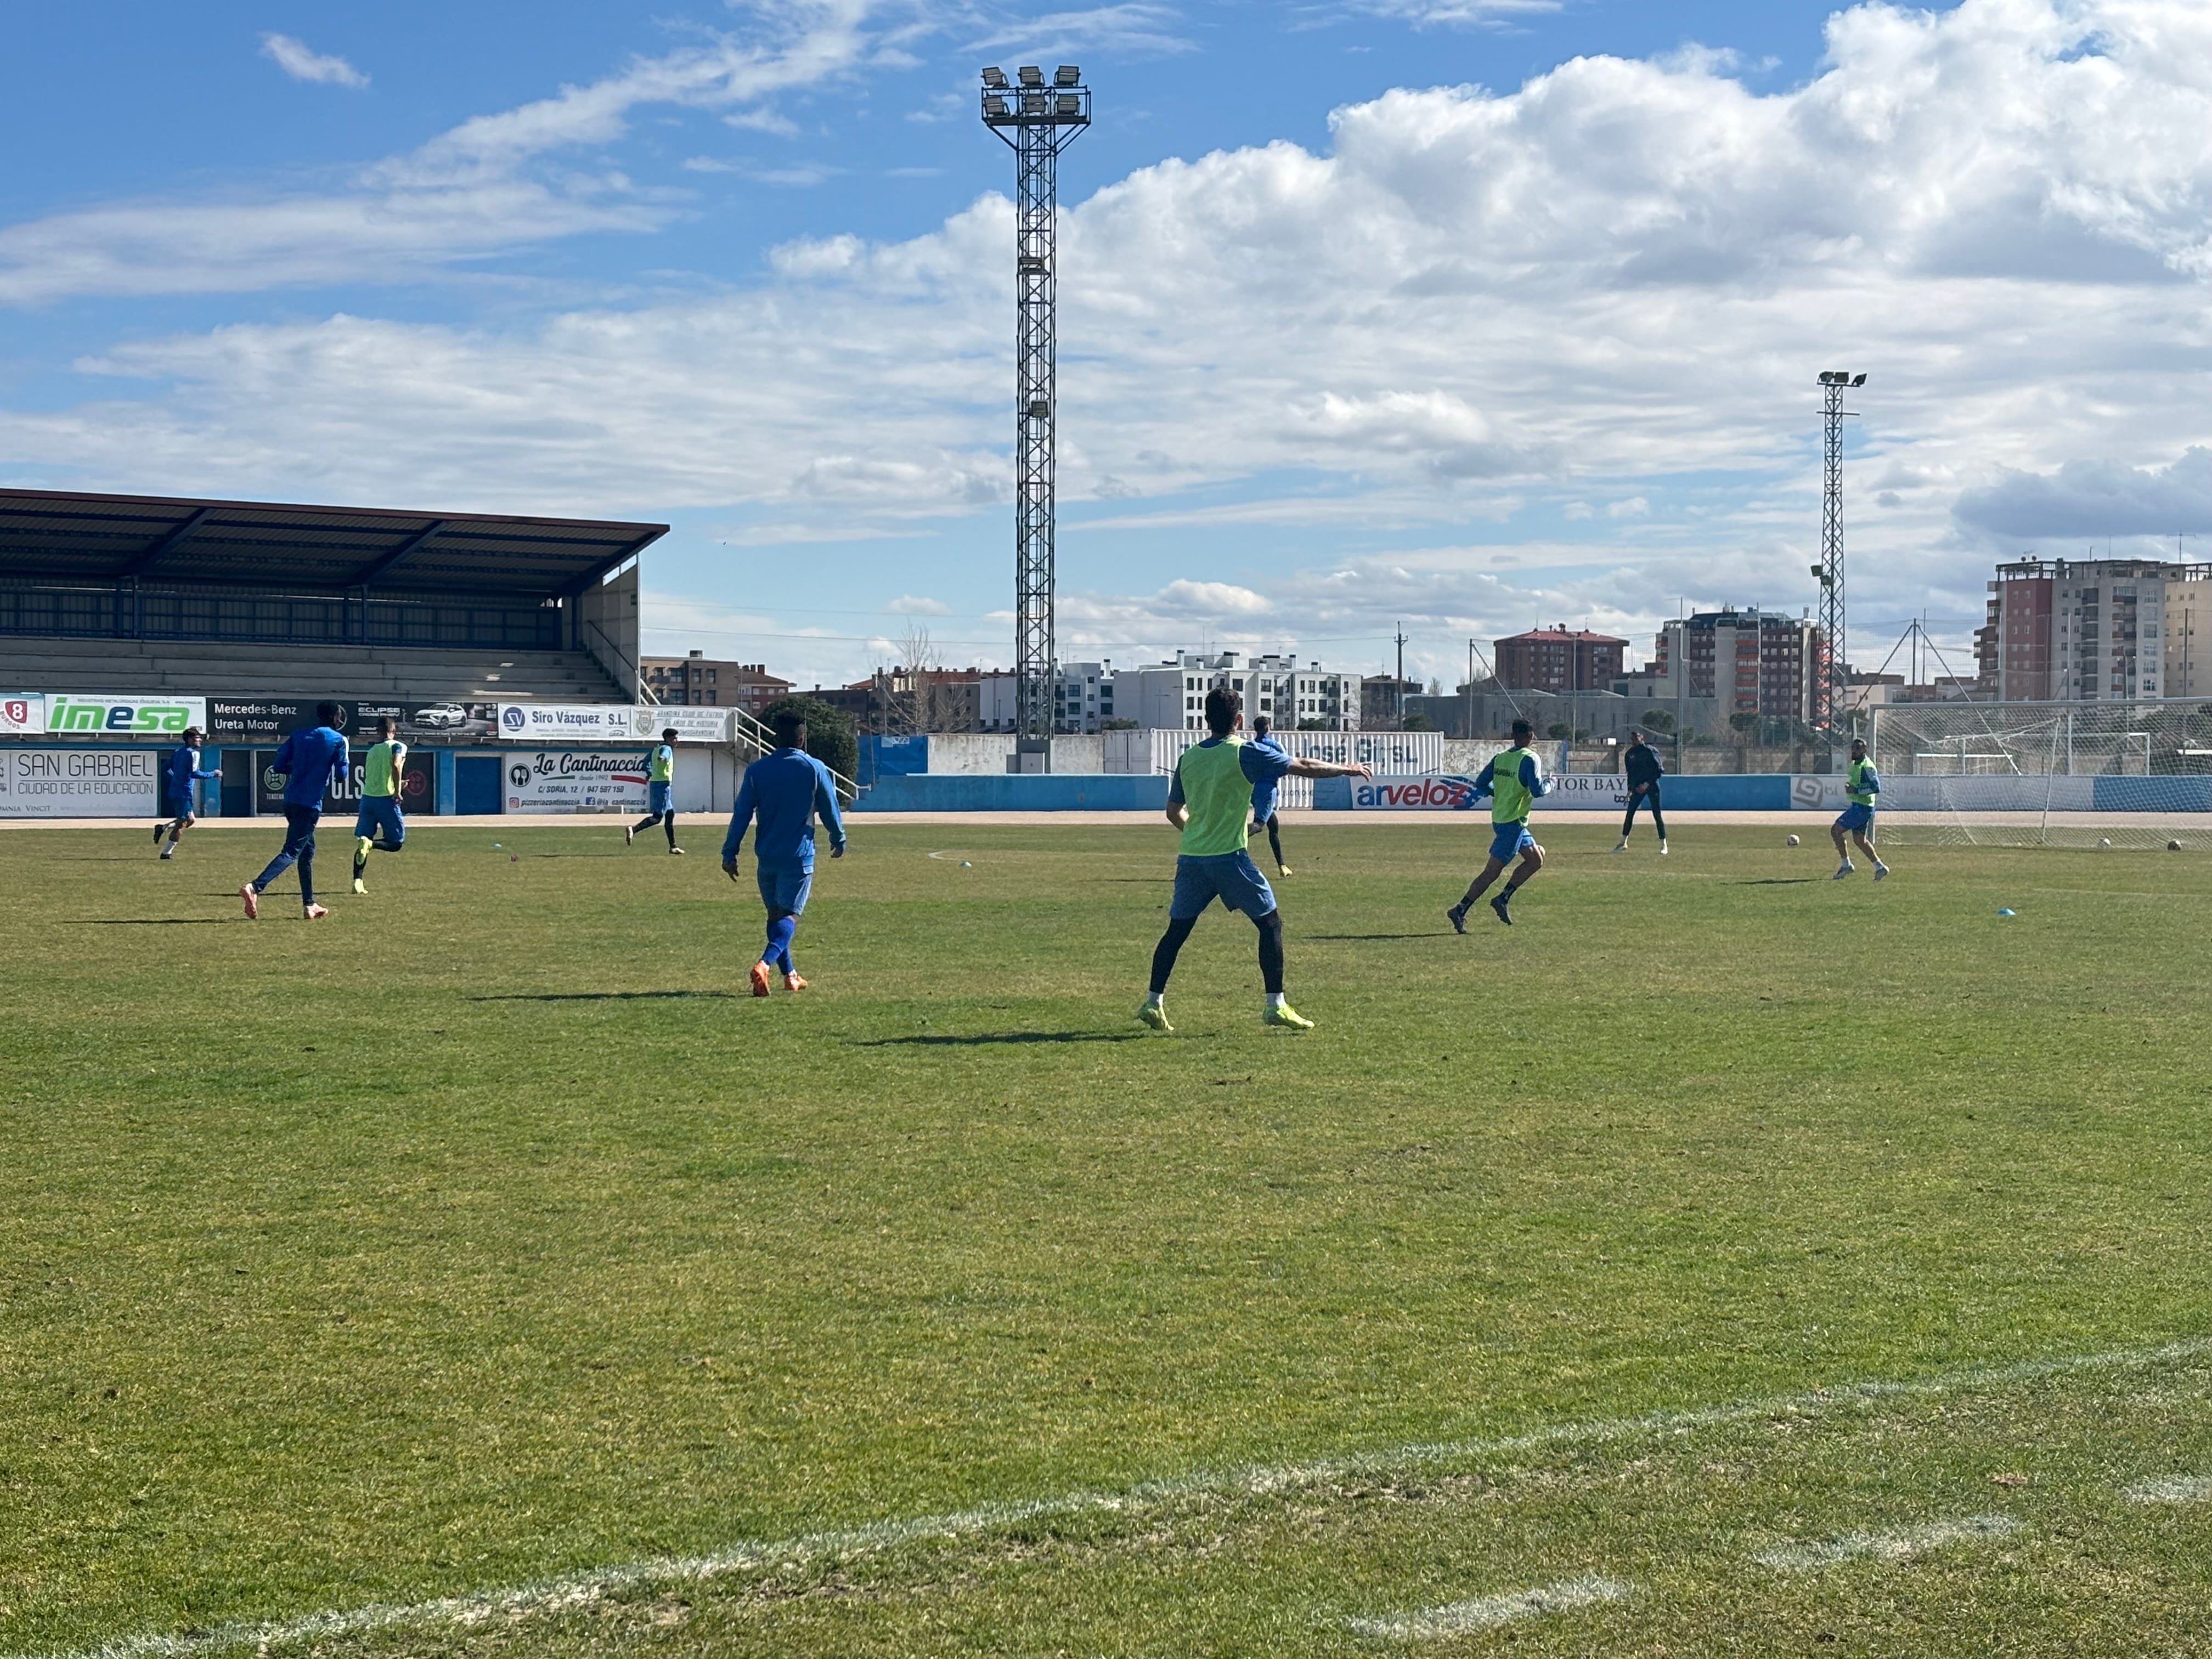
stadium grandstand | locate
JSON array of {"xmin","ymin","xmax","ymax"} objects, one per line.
[{"xmin": 0, "ymin": 488, "xmax": 664, "ymax": 704}]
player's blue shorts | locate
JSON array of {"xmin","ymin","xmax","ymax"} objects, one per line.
[
  {"xmin": 1170, "ymin": 851, "xmax": 1277, "ymax": 921},
  {"xmin": 354, "ymin": 795, "xmax": 405, "ymax": 844},
  {"xmin": 647, "ymin": 781, "xmax": 673, "ymax": 814},
  {"xmin": 1489, "ymin": 820, "xmax": 1537, "ymax": 863},
  {"xmin": 1834, "ymin": 803, "xmax": 1875, "ymax": 832},
  {"xmin": 756, "ymin": 860, "xmax": 814, "ymax": 916}
]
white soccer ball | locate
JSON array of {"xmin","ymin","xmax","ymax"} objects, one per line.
[
  {"xmin": 2170, "ymin": 840, "xmax": 2184, "ymax": 851},
  {"xmin": 1785, "ymin": 833, "xmax": 1800, "ymax": 847},
  {"xmin": 2098, "ymin": 837, "xmax": 2112, "ymax": 848}
]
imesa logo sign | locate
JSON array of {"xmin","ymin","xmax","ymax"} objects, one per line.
[{"xmin": 46, "ymin": 696, "xmax": 200, "ymax": 734}]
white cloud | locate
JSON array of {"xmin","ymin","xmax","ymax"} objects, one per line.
[
  {"xmin": 0, "ymin": 3, "xmax": 898, "ymax": 304},
  {"xmin": 967, "ymin": 5, "xmax": 1197, "ymax": 59},
  {"xmin": 18, "ymin": 0, "xmax": 2212, "ymax": 678},
  {"xmin": 262, "ymin": 33, "xmax": 369, "ymax": 88},
  {"xmin": 1606, "ymin": 496, "xmax": 1649, "ymax": 519},
  {"xmin": 885, "ymin": 594, "xmax": 953, "ymax": 613}
]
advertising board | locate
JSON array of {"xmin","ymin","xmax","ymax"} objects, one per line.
[
  {"xmin": 503, "ymin": 749, "xmax": 651, "ymax": 813},
  {"xmin": 625, "ymin": 705, "xmax": 731, "ymax": 744},
  {"xmin": 497, "ymin": 704, "xmax": 635, "ymax": 743},
  {"xmin": 1347, "ymin": 771, "xmax": 1632, "ymax": 810},
  {"xmin": 0, "ymin": 746, "xmax": 160, "ymax": 817},
  {"xmin": 252, "ymin": 747, "xmax": 437, "ymax": 815},
  {"xmin": 212, "ymin": 698, "xmax": 498, "ymax": 744},
  {"xmin": 43, "ymin": 694, "xmax": 207, "ymax": 736},
  {"xmin": 1, "ymin": 693, "xmax": 43, "ymax": 735}
]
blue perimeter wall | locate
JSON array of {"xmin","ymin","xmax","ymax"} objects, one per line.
[
  {"xmin": 853, "ymin": 774, "xmax": 1172, "ymax": 812},
  {"xmin": 1308, "ymin": 775, "xmax": 1793, "ymax": 810},
  {"xmin": 849, "ymin": 772, "xmax": 2212, "ymax": 813}
]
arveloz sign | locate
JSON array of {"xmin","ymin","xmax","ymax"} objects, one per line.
[{"xmin": 43, "ymin": 695, "xmax": 208, "ymax": 735}]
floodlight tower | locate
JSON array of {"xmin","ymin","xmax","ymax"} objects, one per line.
[
  {"xmin": 1814, "ymin": 370, "xmax": 1866, "ymax": 732},
  {"xmin": 981, "ymin": 63, "xmax": 1090, "ymax": 770}
]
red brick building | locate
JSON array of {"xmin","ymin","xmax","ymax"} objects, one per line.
[{"xmin": 1493, "ymin": 626, "xmax": 1628, "ymax": 693}]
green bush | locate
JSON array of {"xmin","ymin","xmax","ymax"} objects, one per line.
[{"xmin": 759, "ymin": 695, "xmax": 858, "ymax": 781}]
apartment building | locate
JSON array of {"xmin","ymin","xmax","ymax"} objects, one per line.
[
  {"xmin": 1647, "ymin": 608, "xmax": 1826, "ymax": 723},
  {"xmin": 1982, "ymin": 557, "xmax": 2212, "ymax": 701},
  {"xmin": 1493, "ymin": 626, "xmax": 1628, "ymax": 693}
]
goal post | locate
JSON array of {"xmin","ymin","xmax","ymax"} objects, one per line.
[{"xmin": 1867, "ymin": 699, "xmax": 2212, "ymax": 849}]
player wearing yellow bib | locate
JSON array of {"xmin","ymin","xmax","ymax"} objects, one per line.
[
  {"xmin": 1830, "ymin": 736, "xmax": 1889, "ymax": 881},
  {"xmin": 626, "ymin": 727, "xmax": 684, "ymax": 854},
  {"xmin": 1447, "ymin": 717, "xmax": 1550, "ymax": 931},
  {"xmin": 1138, "ymin": 686, "xmax": 1372, "ymax": 1034},
  {"xmin": 352, "ymin": 717, "xmax": 407, "ymax": 894}
]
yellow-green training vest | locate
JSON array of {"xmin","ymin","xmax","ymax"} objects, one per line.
[
  {"xmin": 650, "ymin": 744, "xmax": 675, "ymax": 784},
  {"xmin": 362, "ymin": 740, "xmax": 405, "ymax": 798},
  {"xmin": 1489, "ymin": 745, "xmax": 1539, "ymax": 823},
  {"xmin": 1847, "ymin": 755, "xmax": 1877, "ymax": 807},
  {"xmin": 1176, "ymin": 739, "xmax": 1256, "ymax": 857}
]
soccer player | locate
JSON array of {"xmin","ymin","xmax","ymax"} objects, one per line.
[
  {"xmin": 240, "ymin": 702, "xmax": 348, "ymax": 921},
  {"xmin": 154, "ymin": 725, "xmax": 219, "ymax": 860},
  {"xmin": 1613, "ymin": 726, "xmax": 1668, "ymax": 855},
  {"xmin": 626, "ymin": 727, "xmax": 684, "ymax": 853},
  {"xmin": 351, "ymin": 716, "xmax": 407, "ymax": 894},
  {"xmin": 1830, "ymin": 735, "xmax": 1890, "ymax": 881},
  {"xmin": 1138, "ymin": 686, "xmax": 1372, "ymax": 1034},
  {"xmin": 1248, "ymin": 712, "xmax": 1293, "ymax": 876},
  {"xmin": 721, "ymin": 712, "xmax": 846, "ymax": 996},
  {"xmin": 1447, "ymin": 716, "xmax": 1550, "ymax": 931}
]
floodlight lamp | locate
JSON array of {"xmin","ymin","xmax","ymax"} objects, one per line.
[
  {"xmin": 1850, "ymin": 373, "xmax": 1867, "ymax": 387},
  {"xmin": 1819, "ymin": 370, "xmax": 1844, "ymax": 385},
  {"xmin": 1055, "ymin": 65, "xmax": 1080, "ymax": 86},
  {"xmin": 982, "ymin": 65, "xmax": 1007, "ymax": 87},
  {"xmin": 1018, "ymin": 64, "xmax": 1043, "ymax": 86},
  {"xmin": 983, "ymin": 94, "xmax": 1009, "ymax": 117},
  {"xmin": 1056, "ymin": 93, "xmax": 1081, "ymax": 116}
]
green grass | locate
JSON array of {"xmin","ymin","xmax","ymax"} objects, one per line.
[{"xmin": 3, "ymin": 820, "xmax": 2210, "ymax": 1656}]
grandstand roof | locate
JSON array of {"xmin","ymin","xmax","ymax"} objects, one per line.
[{"xmin": 0, "ymin": 489, "xmax": 665, "ymax": 598}]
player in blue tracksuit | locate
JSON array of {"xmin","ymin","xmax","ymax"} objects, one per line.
[
  {"xmin": 1246, "ymin": 714, "xmax": 1293, "ymax": 876},
  {"xmin": 721, "ymin": 712, "xmax": 847, "ymax": 995},
  {"xmin": 154, "ymin": 725, "xmax": 220, "ymax": 860},
  {"xmin": 240, "ymin": 703, "xmax": 349, "ymax": 921}
]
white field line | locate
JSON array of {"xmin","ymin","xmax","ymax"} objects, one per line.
[
  {"xmin": 1752, "ymin": 1513, "xmax": 2020, "ymax": 1571},
  {"xmin": 2123, "ymin": 1474, "xmax": 2212, "ymax": 1504},
  {"xmin": 19, "ymin": 1334, "xmax": 2212, "ymax": 1659},
  {"xmin": 1346, "ymin": 1575, "xmax": 1632, "ymax": 1640}
]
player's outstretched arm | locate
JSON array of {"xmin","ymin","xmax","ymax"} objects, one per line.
[{"xmin": 1283, "ymin": 758, "xmax": 1373, "ymax": 780}]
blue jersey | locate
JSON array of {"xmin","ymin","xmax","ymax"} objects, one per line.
[
  {"xmin": 272, "ymin": 725, "xmax": 349, "ymax": 810},
  {"xmin": 1245, "ymin": 735, "xmax": 1289, "ymax": 819},
  {"xmin": 166, "ymin": 743, "xmax": 218, "ymax": 798},
  {"xmin": 723, "ymin": 747, "xmax": 845, "ymax": 867}
]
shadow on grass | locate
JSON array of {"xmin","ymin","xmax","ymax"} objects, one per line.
[
  {"xmin": 470, "ymin": 990, "xmax": 737, "ymax": 1002},
  {"xmin": 80, "ymin": 917, "xmax": 234, "ymax": 925},
  {"xmin": 1306, "ymin": 932, "xmax": 1456, "ymax": 940},
  {"xmin": 1733, "ymin": 879, "xmax": 1815, "ymax": 886},
  {"xmin": 854, "ymin": 1031, "xmax": 1149, "ymax": 1047}
]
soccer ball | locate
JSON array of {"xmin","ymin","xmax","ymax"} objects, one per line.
[
  {"xmin": 2170, "ymin": 840, "xmax": 2184, "ymax": 851},
  {"xmin": 2098, "ymin": 837, "xmax": 2112, "ymax": 848},
  {"xmin": 1785, "ymin": 833, "xmax": 1800, "ymax": 847}
]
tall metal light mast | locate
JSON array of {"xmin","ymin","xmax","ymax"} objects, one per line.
[
  {"xmin": 1814, "ymin": 370, "xmax": 1865, "ymax": 732},
  {"xmin": 982, "ymin": 64, "xmax": 1090, "ymax": 770}
]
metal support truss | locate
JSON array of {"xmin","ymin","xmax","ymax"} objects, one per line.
[
  {"xmin": 1815, "ymin": 371, "xmax": 1865, "ymax": 732},
  {"xmin": 983, "ymin": 66, "xmax": 1089, "ymax": 764}
]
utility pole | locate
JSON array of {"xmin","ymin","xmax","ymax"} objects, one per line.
[
  {"xmin": 981, "ymin": 64, "xmax": 1090, "ymax": 772},
  {"xmin": 1465, "ymin": 637, "xmax": 1476, "ymax": 743},
  {"xmin": 1393, "ymin": 622, "xmax": 1409, "ymax": 729}
]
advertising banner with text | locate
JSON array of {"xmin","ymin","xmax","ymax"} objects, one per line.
[
  {"xmin": 43, "ymin": 694, "xmax": 207, "ymax": 737},
  {"xmin": 212, "ymin": 698, "xmax": 498, "ymax": 744},
  {"xmin": 626, "ymin": 705, "xmax": 732, "ymax": 744},
  {"xmin": 0, "ymin": 746, "xmax": 160, "ymax": 817},
  {"xmin": 255, "ymin": 749, "xmax": 438, "ymax": 816},
  {"xmin": 497, "ymin": 704, "xmax": 635, "ymax": 744},
  {"xmin": 1, "ymin": 693, "xmax": 43, "ymax": 735},
  {"xmin": 503, "ymin": 749, "xmax": 651, "ymax": 813},
  {"xmin": 1348, "ymin": 771, "xmax": 1632, "ymax": 810}
]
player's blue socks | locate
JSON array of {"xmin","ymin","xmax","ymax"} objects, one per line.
[{"xmin": 764, "ymin": 913, "xmax": 797, "ymax": 975}]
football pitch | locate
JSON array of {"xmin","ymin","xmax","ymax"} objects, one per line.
[{"xmin": 4, "ymin": 820, "xmax": 2211, "ymax": 1656}]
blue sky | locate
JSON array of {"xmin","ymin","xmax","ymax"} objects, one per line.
[{"xmin": 8, "ymin": 0, "xmax": 2212, "ymax": 689}]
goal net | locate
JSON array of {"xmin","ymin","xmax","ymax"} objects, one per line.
[{"xmin": 1867, "ymin": 700, "xmax": 2212, "ymax": 848}]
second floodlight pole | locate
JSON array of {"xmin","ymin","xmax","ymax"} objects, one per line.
[{"xmin": 981, "ymin": 64, "xmax": 1090, "ymax": 771}]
